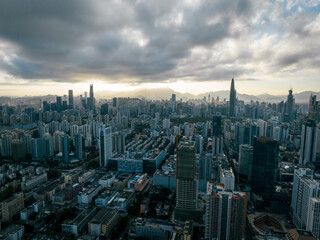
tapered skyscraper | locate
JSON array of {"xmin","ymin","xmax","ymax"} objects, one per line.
[
  {"xmin": 229, "ymin": 78, "xmax": 236, "ymax": 117},
  {"xmin": 89, "ymin": 84, "xmax": 95, "ymax": 111}
]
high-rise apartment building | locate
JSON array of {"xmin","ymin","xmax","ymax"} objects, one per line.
[
  {"xmin": 251, "ymin": 137, "xmax": 278, "ymax": 199},
  {"xmin": 291, "ymin": 168, "xmax": 320, "ymax": 230},
  {"xmin": 300, "ymin": 119, "xmax": 318, "ymax": 165},
  {"xmin": 99, "ymin": 125, "xmax": 112, "ymax": 167},
  {"xmin": 176, "ymin": 141, "xmax": 198, "ymax": 211},
  {"xmin": 205, "ymin": 182, "xmax": 247, "ymax": 240},
  {"xmin": 306, "ymin": 198, "xmax": 320, "ymax": 238},
  {"xmin": 309, "ymin": 95, "xmax": 320, "ymax": 122}
]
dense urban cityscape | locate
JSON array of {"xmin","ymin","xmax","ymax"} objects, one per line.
[
  {"xmin": 1, "ymin": 0, "xmax": 320, "ymax": 239},
  {"xmin": 0, "ymin": 79, "xmax": 319, "ymax": 239}
]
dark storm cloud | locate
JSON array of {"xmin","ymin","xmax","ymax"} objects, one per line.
[
  {"xmin": 1, "ymin": 0, "xmax": 319, "ymax": 84},
  {"xmin": 0, "ymin": 0, "xmax": 258, "ymax": 83}
]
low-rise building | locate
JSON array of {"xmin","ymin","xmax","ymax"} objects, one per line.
[
  {"xmin": 62, "ymin": 207, "xmax": 97, "ymax": 236},
  {"xmin": 1, "ymin": 192, "xmax": 25, "ymax": 222},
  {"xmin": 128, "ymin": 174, "xmax": 149, "ymax": 192},
  {"xmin": 0, "ymin": 224, "xmax": 24, "ymax": 240},
  {"xmin": 78, "ymin": 185, "xmax": 102, "ymax": 205},
  {"xmin": 21, "ymin": 173, "xmax": 47, "ymax": 191},
  {"xmin": 88, "ymin": 208, "xmax": 118, "ymax": 236}
]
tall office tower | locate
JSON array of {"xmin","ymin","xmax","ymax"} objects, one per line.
[
  {"xmin": 309, "ymin": 95, "xmax": 320, "ymax": 122},
  {"xmin": 238, "ymin": 145, "xmax": 253, "ymax": 182},
  {"xmin": 112, "ymin": 97, "xmax": 118, "ymax": 108},
  {"xmin": 56, "ymin": 96, "xmax": 62, "ymax": 112},
  {"xmin": 291, "ymin": 168, "xmax": 320, "ymax": 230},
  {"xmin": 212, "ymin": 116, "xmax": 223, "ymax": 155},
  {"xmin": 172, "ymin": 93, "xmax": 176, "ymax": 113},
  {"xmin": 306, "ymin": 198, "xmax": 320, "ymax": 238},
  {"xmin": 89, "ymin": 84, "xmax": 95, "ymax": 111},
  {"xmin": 300, "ymin": 119, "xmax": 318, "ymax": 165},
  {"xmin": 68, "ymin": 89, "xmax": 74, "ymax": 109},
  {"xmin": 176, "ymin": 141, "xmax": 198, "ymax": 211},
  {"xmin": 74, "ymin": 133, "xmax": 83, "ymax": 161},
  {"xmin": 61, "ymin": 134, "xmax": 69, "ymax": 163},
  {"xmin": 101, "ymin": 103, "xmax": 109, "ymax": 115},
  {"xmin": 229, "ymin": 78, "xmax": 236, "ymax": 117},
  {"xmin": 251, "ymin": 137, "xmax": 278, "ymax": 200},
  {"xmin": 284, "ymin": 89, "xmax": 295, "ymax": 122},
  {"xmin": 212, "ymin": 116, "xmax": 222, "ymax": 136},
  {"xmin": 205, "ymin": 182, "xmax": 247, "ymax": 240},
  {"xmin": 198, "ymin": 154, "xmax": 212, "ymax": 192},
  {"xmin": 99, "ymin": 125, "xmax": 112, "ymax": 167}
]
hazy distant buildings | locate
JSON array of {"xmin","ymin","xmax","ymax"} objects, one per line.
[
  {"xmin": 172, "ymin": 94, "xmax": 176, "ymax": 113},
  {"xmin": 88, "ymin": 84, "xmax": 95, "ymax": 112},
  {"xmin": 68, "ymin": 89, "xmax": 73, "ymax": 109}
]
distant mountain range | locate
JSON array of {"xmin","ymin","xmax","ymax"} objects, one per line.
[
  {"xmin": 95, "ymin": 87, "xmax": 320, "ymax": 104},
  {"xmin": 1, "ymin": 88, "xmax": 319, "ymax": 104}
]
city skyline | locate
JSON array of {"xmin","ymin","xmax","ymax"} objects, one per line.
[{"xmin": 1, "ymin": 1, "xmax": 320, "ymax": 96}]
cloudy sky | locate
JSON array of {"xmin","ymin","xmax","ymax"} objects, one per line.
[{"xmin": 0, "ymin": 0, "xmax": 320, "ymax": 96}]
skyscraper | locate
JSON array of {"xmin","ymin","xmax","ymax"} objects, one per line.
[
  {"xmin": 172, "ymin": 94, "xmax": 176, "ymax": 113},
  {"xmin": 176, "ymin": 141, "xmax": 198, "ymax": 212},
  {"xmin": 205, "ymin": 182, "xmax": 247, "ymax": 240},
  {"xmin": 229, "ymin": 78, "xmax": 236, "ymax": 117},
  {"xmin": 309, "ymin": 95, "xmax": 320, "ymax": 122},
  {"xmin": 74, "ymin": 133, "xmax": 83, "ymax": 161},
  {"xmin": 99, "ymin": 125, "xmax": 112, "ymax": 167},
  {"xmin": 300, "ymin": 119, "xmax": 318, "ymax": 165},
  {"xmin": 89, "ymin": 84, "xmax": 95, "ymax": 111},
  {"xmin": 212, "ymin": 116, "xmax": 223, "ymax": 156},
  {"xmin": 68, "ymin": 89, "xmax": 74, "ymax": 109},
  {"xmin": 238, "ymin": 144, "xmax": 253, "ymax": 182},
  {"xmin": 284, "ymin": 89, "xmax": 295, "ymax": 122},
  {"xmin": 291, "ymin": 168, "xmax": 320, "ymax": 230},
  {"xmin": 61, "ymin": 133, "xmax": 69, "ymax": 163},
  {"xmin": 251, "ymin": 137, "xmax": 278, "ymax": 199},
  {"xmin": 56, "ymin": 96, "xmax": 62, "ymax": 112}
]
